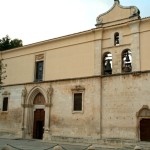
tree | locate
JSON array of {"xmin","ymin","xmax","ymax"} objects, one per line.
[
  {"xmin": 0, "ymin": 35, "xmax": 22, "ymax": 90},
  {"xmin": 0, "ymin": 35, "xmax": 23, "ymax": 51}
]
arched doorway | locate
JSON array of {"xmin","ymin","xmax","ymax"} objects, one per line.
[
  {"xmin": 22, "ymin": 86, "xmax": 52, "ymax": 140},
  {"xmin": 137, "ymin": 106, "xmax": 150, "ymax": 141},
  {"xmin": 33, "ymin": 93, "xmax": 45, "ymax": 139}
]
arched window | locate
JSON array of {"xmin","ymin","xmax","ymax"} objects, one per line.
[
  {"xmin": 122, "ymin": 49, "xmax": 132, "ymax": 73},
  {"xmin": 114, "ymin": 32, "xmax": 119, "ymax": 46},
  {"xmin": 103, "ymin": 52, "xmax": 112, "ymax": 75}
]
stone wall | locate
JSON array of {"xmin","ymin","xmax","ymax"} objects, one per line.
[
  {"xmin": 0, "ymin": 85, "xmax": 23, "ymax": 138},
  {"xmin": 102, "ymin": 72, "xmax": 150, "ymax": 140},
  {"xmin": 0, "ymin": 73, "xmax": 150, "ymax": 141},
  {"xmin": 50, "ymin": 77, "xmax": 101, "ymax": 139}
]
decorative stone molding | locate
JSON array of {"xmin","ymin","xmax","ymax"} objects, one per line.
[
  {"xmin": 136, "ymin": 105, "xmax": 150, "ymax": 117},
  {"xmin": 132, "ymin": 71, "xmax": 141, "ymax": 76},
  {"xmin": 44, "ymin": 127, "xmax": 50, "ymax": 131},
  {"xmin": 71, "ymin": 85, "xmax": 85, "ymax": 92},
  {"xmin": 22, "ymin": 86, "xmax": 47, "ymax": 139},
  {"xmin": 22, "ymin": 87, "xmax": 27, "ymax": 99},
  {"xmin": 21, "ymin": 87, "xmax": 28, "ymax": 106},
  {"xmin": 2, "ymin": 91, "xmax": 10, "ymax": 95},
  {"xmin": 129, "ymin": 7, "xmax": 140, "ymax": 18},
  {"xmin": 47, "ymin": 84, "xmax": 53, "ymax": 104},
  {"xmin": 35, "ymin": 54, "xmax": 44, "ymax": 61},
  {"xmin": 45, "ymin": 103, "xmax": 51, "ymax": 107},
  {"xmin": 96, "ymin": 0, "xmax": 140, "ymax": 27},
  {"xmin": 21, "ymin": 104, "xmax": 33, "ymax": 108},
  {"xmin": 33, "ymin": 93, "xmax": 45, "ymax": 105},
  {"xmin": 26, "ymin": 86, "xmax": 47, "ymax": 105}
]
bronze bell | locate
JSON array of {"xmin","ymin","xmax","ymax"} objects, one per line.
[
  {"xmin": 125, "ymin": 52, "xmax": 130, "ymax": 62},
  {"xmin": 115, "ymin": 37, "xmax": 119, "ymax": 45},
  {"xmin": 104, "ymin": 59, "xmax": 112, "ymax": 74}
]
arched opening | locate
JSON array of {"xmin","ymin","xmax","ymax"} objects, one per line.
[
  {"xmin": 114, "ymin": 32, "xmax": 119, "ymax": 46},
  {"xmin": 22, "ymin": 86, "xmax": 50, "ymax": 140},
  {"xmin": 137, "ymin": 106, "xmax": 150, "ymax": 141},
  {"xmin": 33, "ymin": 93, "xmax": 45, "ymax": 105},
  {"xmin": 33, "ymin": 93, "xmax": 45, "ymax": 139},
  {"xmin": 122, "ymin": 49, "xmax": 132, "ymax": 73},
  {"xmin": 103, "ymin": 52, "xmax": 112, "ymax": 75}
]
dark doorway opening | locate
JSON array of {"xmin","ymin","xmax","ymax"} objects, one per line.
[
  {"xmin": 140, "ymin": 119, "xmax": 150, "ymax": 141},
  {"xmin": 33, "ymin": 109, "xmax": 45, "ymax": 139}
]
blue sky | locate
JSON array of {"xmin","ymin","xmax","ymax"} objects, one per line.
[{"xmin": 0, "ymin": 0, "xmax": 149, "ymax": 45}]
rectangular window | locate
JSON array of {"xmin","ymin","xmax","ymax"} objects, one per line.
[
  {"xmin": 35, "ymin": 61, "xmax": 43, "ymax": 81},
  {"xmin": 2, "ymin": 97, "xmax": 8, "ymax": 111},
  {"xmin": 73, "ymin": 93, "xmax": 82, "ymax": 111}
]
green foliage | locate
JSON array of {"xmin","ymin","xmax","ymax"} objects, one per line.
[{"xmin": 0, "ymin": 35, "xmax": 23, "ymax": 51}]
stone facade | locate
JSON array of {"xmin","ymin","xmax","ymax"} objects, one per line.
[{"xmin": 0, "ymin": 0, "xmax": 150, "ymax": 144}]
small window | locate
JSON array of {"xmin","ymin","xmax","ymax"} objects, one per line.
[
  {"xmin": 114, "ymin": 32, "xmax": 119, "ymax": 46},
  {"xmin": 2, "ymin": 97, "xmax": 8, "ymax": 111},
  {"xmin": 122, "ymin": 49, "xmax": 132, "ymax": 73},
  {"xmin": 103, "ymin": 52, "xmax": 112, "ymax": 75},
  {"xmin": 73, "ymin": 93, "xmax": 82, "ymax": 111},
  {"xmin": 35, "ymin": 61, "xmax": 43, "ymax": 81}
]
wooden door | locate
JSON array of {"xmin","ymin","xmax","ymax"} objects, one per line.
[
  {"xmin": 140, "ymin": 119, "xmax": 150, "ymax": 141},
  {"xmin": 33, "ymin": 109, "xmax": 45, "ymax": 139}
]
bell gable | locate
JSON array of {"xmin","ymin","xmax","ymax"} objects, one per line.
[{"xmin": 96, "ymin": 0, "xmax": 140, "ymax": 27}]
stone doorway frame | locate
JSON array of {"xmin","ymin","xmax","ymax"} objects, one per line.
[
  {"xmin": 136, "ymin": 105, "xmax": 150, "ymax": 141},
  {"xmin": 21, "ymin": 85, "xmax": 53, "ymax": 140}
]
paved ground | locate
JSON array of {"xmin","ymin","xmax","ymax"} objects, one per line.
[{"xmin": 0, "ymin": 138, "xmax": 134, "ymax": 150}]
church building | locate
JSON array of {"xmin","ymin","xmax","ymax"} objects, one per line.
[{"xmin": 0, "ymin": 0, "xmax": 150, "ymax": 145}]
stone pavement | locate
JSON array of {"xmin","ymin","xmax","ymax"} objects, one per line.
[{"xmin": 0, "ymin": 138, "xmax": 137, "ymax": 150}]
